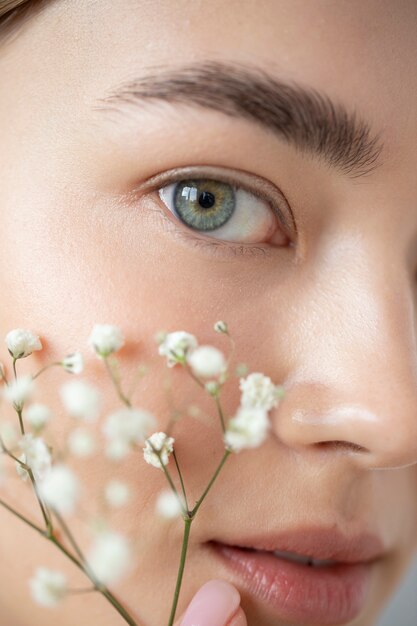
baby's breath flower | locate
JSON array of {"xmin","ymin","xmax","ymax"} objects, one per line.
[
  {"xmin": 59, "ymin": 379, "xmax": 101, "ymax": 422},
  {"xmin": 29, "ymin": 568, "xmax": 68, "ymax": 607},
  {"xmin": 103, "ymin": 407, "xmax": 156, "ymax": 451},
  {"xmin": 143, "ymin": 432, "xmax": 175, "ymax": 469},
  {"xmin": 186, "ymin": 345, "xmax": 227, "ymax": 378},
  {"xmin": 104, "ymin": 480, "xmax": 131, "ymax": 508},
  {"xmin": 67, "ymin": 428, "xmax": 96, "ymax": 457},
  {"xmin": 155, "ymin": 490, "xmax": 183, "ymax": 519},
  {"xmin": 239, "ymin": 372, "xmax": 280, "ymax": 412},
  {"xmin": 224, "ymin": 405, "xmax": 270, "ymax": 452},
  {"xmin": 213, "ymin": 320, "xmax": 228, "ymax": 334},
  {"xmin": 16, "ymin": 453, "xmax": 29, "ymax": 481},
  {"xmin": 205, "ymin": 380, "xmax": 220, "ymax": 397},
  {"xmin": 86, "ymin": 531, "xmax": 132, "ymax": 585},
  {"xmin": 5, "ymin": 328, "xmax": 42, "ymax": 359},
  {"xmin": 38, "ymin": 464, "xmax": 80, "ymax": 515},
  {"xmin": 88, "ymin": 324, "xmax": 125, "ymax": 358},
  {"xmin": 17, "ymin": 434, "xmax": 51, "ymax": 481},
  {"xmin": 26, "ymin": 403, "xmax": 51, "ymax": 433},
  {"xmin": 235, "ymin": 363, "xmax": 249, "ymax": 377},
  {"xmin": 105, "ymin": 438, "xmax": 130, "ymax": 461},
  {"xmin": 158, "ymin": 331, "xmax": 198, "ymax": 367},
  {"xmin": 2, "ymin": 374, "xmax": 35, "ymax": 411},
  {"xmin": 61, "ymin": 352, "xmax": 84, "ymax": 374}
]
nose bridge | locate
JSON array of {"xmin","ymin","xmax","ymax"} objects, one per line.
[{"xmin": 274, "ymin": 233, "xmax": 417, "ymax": 469}]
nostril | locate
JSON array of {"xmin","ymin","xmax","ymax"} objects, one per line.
[{"xmin": 315, "ymin": 441, "xmax": 369, "ymax": 453}]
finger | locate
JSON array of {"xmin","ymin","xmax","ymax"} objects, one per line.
[
  {"xmin": 174, "ymin": 579, "xmax": 244, "ymax": 626},
  {"xmin": 227, "ymin": 607, "xmax": 248, "ymax": 626}
]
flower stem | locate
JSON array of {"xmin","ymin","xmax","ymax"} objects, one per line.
[
  {"xmin": 32, "ymin": 361, "xmax": 61, "ymax": 380},
  {"xmin": 27, "ymin": 467, "xmax": 53, "ymax": 535},
  {"xmin": 53, "ymin": 508, "xmax": 89, "ymax": 570},
  {"xmin": 191, "ymin": 449, "xmax": 231, "ymax": 517},
  {"xmin": 0, "ymin": 496, "xmax": 45, "ymax": 535},
  {"xmin": 0, "ymin": 496, "xmax": 139, "ymax": 625},
  {"xmin": 167, "ymin": 516, "xmax": 192, "ymax": 626},
  {"xmin": 104, "ymin": 357, "xmax": 131, "ymax": 407},
  {"xmin": 16, "ymin": 408, "xmax": 25, "ymax": 434},
  {"xmin": 172, "ymin": 450, "xmax": 188, "ymax": 511},
  {"xmin": 214, "ymin": 395, "xmax": 226, "ymax": 433}
]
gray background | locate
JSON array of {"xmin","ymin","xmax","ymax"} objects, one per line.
[{"xmin": 378, "ymin": 555, "xmax": 417, "ymax": 626}]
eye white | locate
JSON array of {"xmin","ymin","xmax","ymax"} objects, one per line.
[{"xmin": 158, "ymin": 182, "xmax": 276, "ymax": 244}]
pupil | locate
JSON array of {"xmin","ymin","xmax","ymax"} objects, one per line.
[{"xmin": 198, "ymin": 190, "xmax": 215, "ymax": 209}]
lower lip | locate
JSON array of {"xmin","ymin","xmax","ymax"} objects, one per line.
[{"xmin": 209, "ymin": 543, "xmax": 374, "ymax": 625}]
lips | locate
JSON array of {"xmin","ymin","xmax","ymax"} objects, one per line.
[
  {"xmin": 206, "ymin": 526, "xmax": 385, "ymax": 625},
  {"xmin": 210, "ymin": 525, "xmax": 385, "ymax": 564}
]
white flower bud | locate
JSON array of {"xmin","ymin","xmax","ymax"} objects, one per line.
[
  {"xmin": 103, "ymin": 407, "xmax": 156, "ymax": 446},
  {"xmin": 104, "ymin": 480, "xmax": 130, "ymax": 508},
  {"xmin": 38, "ymin": 464, "xmax": 80, "ymax": 515},
  {"xmin": 224, "ymin": 405, "xmax": 270, "ymax": 452},
  {"xmin": 86, "ymin": 531, "xmax": 132, "ymax": 585},
  {"xmin": 158, "ymin": 331, "xmax": 198, "ymax": 367},
  {"xmin": 143, "ymin": 432, "xmax": 175, "ymax": 469},
  {"xmin": 61, "ymin": 352, "xmax": 84, "ymax": 374},
  {"xmin": 214, "ymin": 320, "xmax": 228, "ymax": 334},
  {"xmin": 155, "ymin": 490, "xmax": 183, "ymax": 519},
  {"xmin": 186, "ymin": 345, "xmax": 227, "ymax": 378},
  {"xmin": 105, "ymin": 438, "xmax": 130, "ymax": 461},
  {"xmin": 88, "ymin": 324, "xmax": 125, "ymax": 358},
  {"xmin": 59, "ymin": 379, "xmax": 101, "ymax": 422},
  {"xmin": 67, "ymin": 428, "xmax": 96, "ymax": 457},
  {"xmin": 5, "ymin": 328, "xmax": 42, "ymax": 359},
  {"xmin": 3, "ymin": 375, "xmax": 35, "ymax": 411},
  {"xmin": 26, "ymin": 403, "xmax": 51, "ymax": 433},
  {"xmin": 239, "ymin": 372, "xmax": 280, "ymax": 412},
  {"xmin": 205, "ymin": 380, "xmax": 220, "ymax": 397},
  {"xmin": 29, "ymin": 568, "xmax": 68, "ymax": 607},
  {"xmin": 17, "ymin": 434, "xmax": 51, "ymax": 481}
]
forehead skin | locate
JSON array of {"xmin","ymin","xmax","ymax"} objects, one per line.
[{"xmin": 0, "ymin": 2, "xmax": 417, "ymax": 626}]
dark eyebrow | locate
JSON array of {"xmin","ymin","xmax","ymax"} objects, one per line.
[{"xmin": 93, "ymin": 60, "xmax": 385, "ymax": 180}]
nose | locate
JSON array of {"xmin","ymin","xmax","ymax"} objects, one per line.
[{"xmin": 271, "ymin": 236, "xmax": 417, "ymax": 470}]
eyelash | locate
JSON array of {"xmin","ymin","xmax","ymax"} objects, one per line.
[{"xmin": 144, "ymin": 167, "xmax": 294, "ymax": 259}]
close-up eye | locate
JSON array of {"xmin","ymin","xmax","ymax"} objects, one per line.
[{"xmin": 154, "ymin": 169, "xmax": 294, "ymax": 248}]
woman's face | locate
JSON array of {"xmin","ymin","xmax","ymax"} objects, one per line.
[{"xmin": 0, "ymin": 1, "xmax": 416, "ymax": 625}]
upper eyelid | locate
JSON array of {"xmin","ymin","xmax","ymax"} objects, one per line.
[{"xmin": 135, "ymin": 164, "xmax": 297, "ymax": 235}]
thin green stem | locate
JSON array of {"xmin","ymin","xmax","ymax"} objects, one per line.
[
  {"xmin": 214, "ymin": 395, "xmax": 226, "ymax": 433},
  {"xmin": 27, "ymin": 467, "xmax": 53, "ymax": 535},
  {"xmin": 0, "ymin": 496, "xmax": 139, "ymax": 625},
  {"xmin": 32, "ymin": 362, "xmax": 61, "ymax": 380},
  {"xmin": 16, "ymin": 408, "xmax": 25, "ymax": 434},
  {"xmin": 12, "ymin": 358, "xmax": 17, "ymax": 380},
  {"xmin": 148, "ymin": 441, "xmax": 187, "ymax": 515},
  {"xmin": 172, "ymin": 450, "xmax": 188, "ymax": 511},
  {"xmin": 0, "ymin": 496, "xmax": 45, "ymax": 535},
  {"xmin": 191, "ymin": 449, "xmax": 231, "ymax": 517},
  {"xmin": 104, "ymin": 357, "xmax": 131, "ymax": 407},
  {"xmin": 182, "ymin": 361, "xmax": 205, "ymax": 389},
  {"xmin": 167, "ymin": 516, "xmax": 193, "ymax": 626},
  {"xmin": 53, "ymin": 508, "xmax": 88, "ymax": 568}
]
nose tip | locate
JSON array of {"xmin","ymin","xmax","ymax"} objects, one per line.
[{"xmin": 272, "ymin": 380, "xmax": 417, "ymax": 470}]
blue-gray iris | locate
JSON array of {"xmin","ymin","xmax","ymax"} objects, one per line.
[{"xmin": 173, "ymin": 179, "xmax": 236, "ymax": 231}]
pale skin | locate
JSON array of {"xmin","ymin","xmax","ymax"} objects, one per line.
[{"xmin": 0, "ymin": 0, "xmax": 416, "ymax": 625}]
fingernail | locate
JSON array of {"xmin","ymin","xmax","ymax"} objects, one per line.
[{"xmin": 180, "ymin": 579, "xmax": 241, "ymax": 626}]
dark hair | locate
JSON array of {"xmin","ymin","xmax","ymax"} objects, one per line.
[{"xmin": 0, "ymin": 0, "xmax": 49, "ymax": 44}]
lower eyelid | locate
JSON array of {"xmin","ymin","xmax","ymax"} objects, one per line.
[{"xmin": 147, "ymin": 197, "xmax": 274, "ymax": 259}]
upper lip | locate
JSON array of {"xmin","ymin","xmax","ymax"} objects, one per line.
[{"xmin": 210, "ymin": 525, "xmax": 386, "ymax": 564}]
